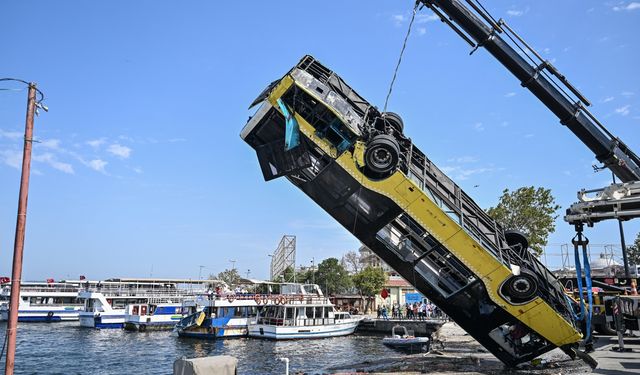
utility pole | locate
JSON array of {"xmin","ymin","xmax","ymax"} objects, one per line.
[
  {"xmin": 5, "ymin": 83, "xmax": 37, "ymax": 375},
  {"xmin": 198, "ymin": 265, "xmax": 205, "ymax": 280},
  {"xmin": 229, "ymin": 259, "xmax": 236, "ymax": 271}
]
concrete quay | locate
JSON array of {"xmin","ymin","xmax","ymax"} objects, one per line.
[
  {"xmin": 332, "ymin": 322, "xmax": 640, "ymax": 374},
  {"xmin": 356, "ymin": 317, "xmax": 446, "ymax": 337}
]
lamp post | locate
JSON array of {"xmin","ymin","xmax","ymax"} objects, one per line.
[
  {"xmin": 229, "ymin": 259, "xmax": 236, "ymax": 271},
  {"xmin": 311, "ymin": 257, "xmax": 315, "ymax": 284}
]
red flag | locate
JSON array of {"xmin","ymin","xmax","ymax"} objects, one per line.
[
  {"xmin": 46, "ymin": 278, "xmax": 54, "ymax": 284},
  {"xmin": 381, "ymin": 288, "xmax": 389, "ymax": 299}
]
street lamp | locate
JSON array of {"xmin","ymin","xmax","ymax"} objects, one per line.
[{"xmin": 229, "ymin": 259, "xmax": 237, "ymax": 271}]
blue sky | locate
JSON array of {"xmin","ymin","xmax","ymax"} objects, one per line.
[{"xmin": 1, "ymin": 1, "xmax": 638, "ymax": 281}]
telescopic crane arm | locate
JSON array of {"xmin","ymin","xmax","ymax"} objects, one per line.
[{"xmin": 419, "ymin": 0, "xmax": 640, "ymax": 224}]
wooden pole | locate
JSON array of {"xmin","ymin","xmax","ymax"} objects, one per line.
[{"xmin": 5, "ymin": 83, "xmax": 37, "ymax": 375}]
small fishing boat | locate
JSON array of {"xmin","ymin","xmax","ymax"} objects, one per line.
[
  {"xmin": 248, "ymin": 284, "xmax": 362, "ymax": 339},
  {"xmin": 382, "ymin": 325, "xmax": 430, "ymax": 353},
  {"xmin": 123, "ymin": 302, "xmax": 184, "ymax": 331}
]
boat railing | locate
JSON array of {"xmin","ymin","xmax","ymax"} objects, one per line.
[
  {"xmin": 13, "ymin": 287, "xmax": 81, "ymax": 293},
  {"xmin": 80, "ymin": 288, "xmax": 205, "ymax": 298},
  {"xmin": 257, "ymin": 317, "xmax": 338, "ymax": 326}
]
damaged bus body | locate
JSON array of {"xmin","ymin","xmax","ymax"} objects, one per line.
[{"xmin": 241, "ymin": 55, "xmax": 590, "ymax": 367}]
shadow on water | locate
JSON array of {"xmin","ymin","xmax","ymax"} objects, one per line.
[{"xmin": 0, "ymin": 323, "xmax": 397, "ymax": 374}]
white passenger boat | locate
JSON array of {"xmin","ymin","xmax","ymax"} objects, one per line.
[
  {"xmin": 248, "ymin": 284, "xmax": 362, "ymax": 339},
  {"xmin": 123, "ymin": 302, "xmax": 184, "ymax": 331},
  {"xmin": 78, "ymin": 278, "xmax": 207, "ymax": 329},
  {"xmin": 0, "ymin": 281, "xmax": 83, "ymax": 322}
]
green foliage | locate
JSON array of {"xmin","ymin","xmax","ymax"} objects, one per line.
[
  {"xmin": 216, "ymin": 268, "xmax": 241, "ymax": 287},
  {"xmin": 352, "ymin": 266, "xmax": 387, "ymax": 297},
  {"xmin": 315, "ymin": 257, "xmax": 352, "ymax": 295},
  {"xmin": 628, "ymin": 232, "xmax": 640, "ymax": 265},
  {"xmin": 487, "ymin": 186, "xmax": 560, "ymax": 256},
  {"xmin": 282, "ymin": 266, "xmax": 296, "ymax": 282}
]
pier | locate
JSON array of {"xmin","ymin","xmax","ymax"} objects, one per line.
[{"xmin": 357, "ymin": 318, "xmax": 446, "ymax": 337}]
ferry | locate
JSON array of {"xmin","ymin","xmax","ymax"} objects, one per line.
[
  {"xmin": 0, "ymin": 281, "xmax": 83, "ymax": 322},
  {"xmin": 78, "ymin": 278, "xmax": 208, "ymax": 329},
  {"xmin": 123, "ymin": 302, "xmax": 184, "ymax": 331},
  {"xmin": 248, "ymin": 284, "xmax": 362, "ymax": 339}
]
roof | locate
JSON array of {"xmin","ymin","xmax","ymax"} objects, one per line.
[{"xmin": 386, "ymin": 278, "xmax": 413, "ymax": 287}]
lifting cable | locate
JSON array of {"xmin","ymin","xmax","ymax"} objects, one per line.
[{"xmin": 383, "ymin": 1, "xmax": 420, "ymax": 114}]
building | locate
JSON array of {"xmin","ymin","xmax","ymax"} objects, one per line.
[
  {"xmin": 375, "ymin": 275, "xmax": 421, "ymax": 309},
  {"xmin": 359, "ymin": 245, "xmax": 395, "ymax": 274}
]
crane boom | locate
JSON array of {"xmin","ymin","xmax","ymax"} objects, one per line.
[{"xmin": 420, "ymin": 0, "xmax": 640, "ymax": 183}]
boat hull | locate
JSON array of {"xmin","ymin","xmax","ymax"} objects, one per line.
[
  {"xmin": 1, "ymin": 308, "xmax": 81, "ymax": 322},
  {"xmin": 79, "ymin": 313, "xmax": 125, "ymax": 329},
  {"xmin": 248, "ymin": 321, "xmax": 359, "ymax": 340},
  {"xmin": 124, "ymin": 321, "xmax": 176, "ymax": 331}
]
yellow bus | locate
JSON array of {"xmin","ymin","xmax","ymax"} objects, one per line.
[{"xmin": 241, "ymin": 55, "xmax": 588, "ymax": 367}]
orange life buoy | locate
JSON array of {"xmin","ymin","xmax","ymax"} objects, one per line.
[
  {"xmin": 262, "ymin": 296, "xmax": 269, "ymax": 305},
  {"xmin": 280, "ymin": 296, "xmax": 287, "ymax": 305}
]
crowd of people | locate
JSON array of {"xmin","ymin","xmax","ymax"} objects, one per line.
[{"xmin": 376, "ymin": 301, "xmax": 444, "ymax": 320}]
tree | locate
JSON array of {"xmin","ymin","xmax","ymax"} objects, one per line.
[
  {"xmin": 627, "ymin": 232, "xmax": 640, "ymax": 265},
  {"xmin": 486, "ymin": 186, "xmax": 560, "ymax": 256},
  {"xmin": 315, "ymin": 258, "xmax": 352, "ymax": 295},
  {"xmin": 352, "ymin": 266, "xmax": 387, "ymax": 313},
  {"xmin": 341, "ymin": 250, "xmax": 363, "ymax": 274},
  {"xmin": 282, "ymin": 266, "xmax": 296, "ymax": 282},
  {"xmin": 216, "ymin": 268, "xmax": 241, "ymax": 287}
]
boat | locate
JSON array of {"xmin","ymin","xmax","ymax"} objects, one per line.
[
  {"xmin": 123, "ymin": 302, "xmax": 184, "ymax": 331},
  {"xmin": 176, "ymin": 278, "xmax": 282, "ymax": 339},
  {"xmin": 0, "ymin": 281, "xmax": 83, "ymax": 322},
  {"xmin": 78, "ymin": 278, "xmax": 208, "ymax": 329},
  {"xmin": 176, "ymin": 295, "xmax": 261, "ymax": 339},
  {"xmin": 382, "ymin": 325, "xmax": 430, "ymax": 353},
  {"xmin": 248, "ymin": 283, "xmax": 362, "ymax": 339}
]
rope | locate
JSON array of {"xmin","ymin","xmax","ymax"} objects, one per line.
[{"xmin": 383, "ymin": 1, "xmax": 419, "ymax": 113}]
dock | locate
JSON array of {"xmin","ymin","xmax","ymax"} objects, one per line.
[{"xmin": 357, "ymin": 318, "xmax": 446, "ymax": 337}]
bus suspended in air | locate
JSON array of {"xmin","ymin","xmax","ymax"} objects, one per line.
[{"xmin": 240, "ymin": 55, "xmax": 592, "ymax": 367}]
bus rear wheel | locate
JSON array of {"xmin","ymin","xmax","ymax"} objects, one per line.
[{"xmin": 363, "ymin": 134, "xmax": 400, "ymax": 179}]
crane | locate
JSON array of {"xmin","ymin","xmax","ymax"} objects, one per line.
[{"xmin": 415, "ymin": 0, "xmax": 640, "ymax": 227}]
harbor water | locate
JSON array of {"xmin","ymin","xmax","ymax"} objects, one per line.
[{"xmin": 0, "ymin": 322, "xmax": 398, "ymax": 374}]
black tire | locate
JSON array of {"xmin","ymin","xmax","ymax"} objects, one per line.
[
  {"xmin": 363, "ymin": 134, "xmax": 400, "ymax": 178},
  {"xmin": 504, "ymin": 230, "xmax": 529, "ymax": 251},
  {"xmin": 382, "ymin": 112, "xmax": 404, "ymax": 133},
  {"xmin": 504, "ymin": 271, "xmax": 538, "ymax": 301}
]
